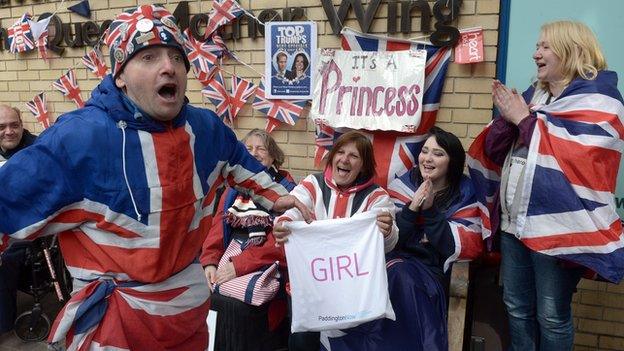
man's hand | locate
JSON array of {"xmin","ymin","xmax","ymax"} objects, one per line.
[
  {"xmin": 272, "ymin": 195, "xmax": 313, "ymax": 223},
  {"xmin": 376, "ymin": 211, "xmax": 394, "ymax": 238},
  {"xmin": 215, "ymin": 262, "xmax": 237, "ymax": 284},
  {"xmin": 273, "ymin": 223, "xmax": 292, "ymax": 246},
  {"xmin": 204, "ymin": 265, "xmax": 217, "ymax": 285}
]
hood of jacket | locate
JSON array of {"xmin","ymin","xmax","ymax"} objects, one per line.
[{"xmin": 86, "ymin": 74, "xmax": 189, "ymax": 133}]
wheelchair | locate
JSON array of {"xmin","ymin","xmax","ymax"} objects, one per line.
[{"xmin": 13, "ymin": 235, "xmax": 73, "ymax": 342}]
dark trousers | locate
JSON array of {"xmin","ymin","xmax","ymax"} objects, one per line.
[
  {"xmin": 289, "ymin": 331, "xmax": 320, "ymax": 351},
  {"xmin": 0, "ymin": 244, "xmax": 27, "ymax": 333}
]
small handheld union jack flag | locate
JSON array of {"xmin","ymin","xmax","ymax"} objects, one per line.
[
  {"xmin": 201, "ymin": 69, "xmax": 232, "ymax": 124},
  {"xmin": 82, "ymin": 48, "xmax": 108, "ymax": 80},
  {"xmin": 229, "ymin": 75, "xmax": 256, "ymax": 120},
  {"xmin": 53, "ymin": 69, "xmax": 85, "ymax": 108},
  {"xmin": 205, "ymin": 0, "xmax": 245, "ymax": 38},
  {"xmin": 252, "ymin": 81, "xmax": 307, "ymax": 133},
  {"xmin": 25, "ymin": 92, "xmax": 52, "ymax": 129},
  {"xmin": 7, "ymin": 13, "xmax": 35, "ymax": 53}
]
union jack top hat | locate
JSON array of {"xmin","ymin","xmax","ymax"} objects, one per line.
[{"xmin": 104, "ymin": 4, "xmax": 190, "ymax": 78}]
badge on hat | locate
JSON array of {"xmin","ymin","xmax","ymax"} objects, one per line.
[
  {"xmin": 136, "ymin": 18, "xmax": 154, "ymax": 33},
  {"xmin": 114, "ymin": 48, "xmax": 125, "ymax": 62},
  {"xmin": 161, "ymin": 17, "xmax": 177, "ymax": 30},
  {"xmin": 136, "ymin": 31, "xmax": 155, "ymax": 44}
]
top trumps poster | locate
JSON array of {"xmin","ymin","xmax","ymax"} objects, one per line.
[{"xmin": 265, "ymin": 21, "xmax": 317, "ymax": 100}]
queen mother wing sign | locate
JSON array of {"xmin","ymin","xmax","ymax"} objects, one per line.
[{"xmin": 310, "ymin": 48, "xmax": 426, "ymax": 132}]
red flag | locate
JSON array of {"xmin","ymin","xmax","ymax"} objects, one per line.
[{"xmin": 454, "ymin": 28, "xmax": 484, "ymax": 64}]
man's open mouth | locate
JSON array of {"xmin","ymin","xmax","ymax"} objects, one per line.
[{"xmin": 158, "ymin": 83, "xmax": 177, "ymax": 100}]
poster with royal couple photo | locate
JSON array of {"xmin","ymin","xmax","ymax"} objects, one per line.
[{"xmin": 265, "ymin": 21, "xmax": 317, "ymax": 100}]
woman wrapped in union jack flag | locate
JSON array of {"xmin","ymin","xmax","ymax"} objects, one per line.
[
  {"xmin": 200, "ymin": 129, "xmax": 295, "ymax": 351},
  {"xmin": 469, "ymin": 21, "xmax": 624, "ymax": 351}
]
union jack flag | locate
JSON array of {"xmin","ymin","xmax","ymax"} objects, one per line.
[
  {"xmin": 201, "ymin": 69, "xmax": 232, "ymax": 124},
  {"xmin": 468, "ymin": 71, "xmax": 624, "ymax": 283},
  {"xmin": 35, "ymin": 28, "xmax": 48, "ymax": 61},
  {"xmin": 25, "ymin": 92, "xmax": 51, "ymax": 129},
  {"xmin": 252, "ymin": 81, "xmax": 307, "ymax": 133},
  {"xmin": 81, "ymin": 48, "xmax": 108, "ymax": 80},
  {"xmin": 312, "ymin": 28, "xmax": 451, "ymax": 188},
  {"xmin": 205, "ymin": 0, "xmax": 245, "ymax": 38},
  {"xmin": 229, "ymin": 75, "xmax": 256, "ymax": 120},
  {"xmin": 53, "ymin": 69, "xmax": 85, "ymax": 108},
  {"xmin": 7, "ymin": 13, "xmax": 35, "ymax": 53},
  {"xmin": 183, "ymin": 29, "xmax": 219, "ymax": 83}
]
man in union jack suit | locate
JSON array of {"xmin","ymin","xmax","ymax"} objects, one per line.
[
  {"xmin": 0, "ymin": 5, "xmax": 310, "ymax": 350},
  {"xmin": 0, "ymin": 105, "xmax": 37, "ymax": 335}
]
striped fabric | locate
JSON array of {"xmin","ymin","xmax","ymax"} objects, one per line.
[
  {"xmin": 213, "ymin": 240, "xmax": 280, "ymax": 306},
  {"xmin": 388, "ymin": 172, "xmax": 484, "ymax": 271},
  {"xmin": 0, "ymin": 75, "xmax": 290, "ymax": 349},
  {"xmin": 275, "ymin": 170, "xmax": 399, "ymax": 254},
  {"xmin": 467, "ymin": 71, "xmax": 624, "ymax": 283}
]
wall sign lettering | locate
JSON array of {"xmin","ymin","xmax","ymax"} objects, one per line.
[{"xmin": 0, "ymin": 0, "xmax": 462, "ymax": 53}]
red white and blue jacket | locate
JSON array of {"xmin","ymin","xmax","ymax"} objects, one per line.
[{"xmin": 0, "ymin": 75, "xmax": 290, "ymax": 350}]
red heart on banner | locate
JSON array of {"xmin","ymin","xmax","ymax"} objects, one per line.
[{"xmin": 352, "ymin": 76, "xmax": 361, "ymax": 83}]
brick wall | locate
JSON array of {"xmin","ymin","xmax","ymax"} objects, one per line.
[{"xmin": 573, "ymin": 279, "xmax": 624, "ymax": 350}]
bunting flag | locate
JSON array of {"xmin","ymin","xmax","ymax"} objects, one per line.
[
  {"xmin": 53, "ymin": 69, "xmax": 85, "ymax": 108},
  {"xmin": 25, "ymin": 92, "xmax": 51, "ymax": 129},
  {"xmin": 35, "ymin": 28, "xmax": 49, "ymax": 61},
  {"xmin": 7, "ymin": 13, "xmax": 35, "ymax": 53},
  {"xmin": 252, "ymin": 81, "xmax": 307, "ymax": 133},
  {"xmin": 205, "ymin": 0, "xmax": 245, "ymax": 38},
  {"xmin": 81, "ymin": 48, "xmax": 108, "ymax": 80},
  {"xmin": 183, "ymin": 29, "xmax": 220, "ymax": 84},
  {"xmin": 201, "ymin": 69, "xmax": 232, "ymax": 124},
  {"xmin": 68, "ymin": 0, "xmax": 92, "ymax": 19},
  {"xmin": 264, "ymin": 117, "xmax": 282, "ymax": 134},
  {"xmin": 229, "ymin": 75, "xmax": 256, "ymax": 119},
  {"xmin": 28, "ymin": 15, "xmax": 52, "ymax": 61},
  {"xmin": 310, "ymin": 28, "xmax": 451, "ymax": 188}
]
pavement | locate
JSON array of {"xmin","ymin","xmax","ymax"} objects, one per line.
[{"xmin": 0, "ymin": 290, "xmax": 64, "ymax": 351}]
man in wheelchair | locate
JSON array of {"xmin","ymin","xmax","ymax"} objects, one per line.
[{"xmin": 0, "ymin": 104, "xmax": 37, "ymax": 335}]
